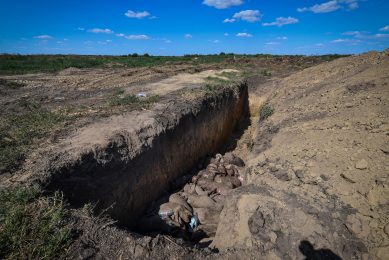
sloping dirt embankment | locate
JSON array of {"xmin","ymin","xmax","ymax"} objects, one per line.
[{"xmin": 212, "ymin": 50, "xmax": 389, "ymax": 259}]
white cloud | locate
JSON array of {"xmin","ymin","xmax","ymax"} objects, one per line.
[
  {"xmin": 342, "ymin": 31, "xmax": 362, "ymax": 36},
  {"xmin": 125, "ymin": 10, "xmax": 150, "ymax": 19},
  {"xmin": 348, "ymin": 2, "xmax": 358, "ymax": 10},
  {"xmin": 223, "ymin": 18, "xmax": 236, "ymax": 23},
  {"xmin": 33, "ymin": 35, "xmax": 52, "ymax": 39},
  {"xmin": 185, "ymin": 34, "xmax": 193, "ymax": 39},
  {"xmin": 164, "ymin": 39, "xmax": 172, "ymax": 43},
  {"xmin": 277, "ymin": 36, "xmax": 288, "ymax": 40},
  {"xmin": 236, "ymin": 32, "xmax": 252, "ymax": 38},
  {"xmin": 331, "ymin": 38, "xmax": 362, "ymax": 43},
  {"xmin": 298, "ymin": 0, "xmax": 359, "ymax": 14},
  {"xmin": 88, "ymin": 28, "xmax": 113, "ymax": 34},
  {"xmin": 298, "ymin": 1, "xmax": 339, "ymax": 13},
  {"xmin": 125, "ymin": 35, "xmax": 150, "ymax": 40},
  {"xmin": 341, "ymin": 31, "xmax": 373, "ymax": 39},
  {"xmin": 340, "ymin": 30, "xmax": 389, "ymax": 40},
  {"xmin": 375, "ymin": 34, "xmax": 389, "ymax": 38},
  {"xmin": 77, "ymin": 27, "xmax": 85, "ymax": 31},
  {"xmin": 262, "ymin": 17, "xmax": 298, "ymax": 27},
  {"xmin": 379, "ymin": 26, "xmax": 389, "ymax": 32},
  {"xmin": 232, "ymin": 10, "xmax": 261, "ymax": 23},
  {"xmin": 209, "ymin": 40, "xmax": 220, "ymax": 43},
  {"xmin": 332, "ymin": 38, "xmax": 348, "ymax": 43},
  {"xmin": 315, "ymin": 43, "xmax": 325, "ymax": 46},
  {"xmin": 224, "ymin": 33, "xmax": 229, "ymax": 36},
  {"xmin": 98, "ymin": 40, "xmax": 113, "ymax": 45},
  {"xmin": 203, "ymin": 0, "xmax": 243, "ymax": 9},
  {"xmin": 265, "ymin": 42, "xmax": 280, "ymax": 45},
  {"xmin": 116, "ymin": 33, "xmax": 125, "ymax": 37}
]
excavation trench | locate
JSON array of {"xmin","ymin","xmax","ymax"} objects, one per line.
[{"xmin": 45, "ymin": 83, "xmax": 249, "ymax": 242}]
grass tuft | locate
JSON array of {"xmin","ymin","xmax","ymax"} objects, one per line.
[
  {"xmin": 261, "ymin": 69, "xmax": 272, "ymax": 76},
  {"xmin": 108, "ymin": 89, "xmax": 160, "ymax": 108},
  {"xmin": 0, "ymin": 79, "xmax": 25, "ymax": 90},
  {"xmin": 260, "ymin": 104, "xmax": 274, "ymax": 120},
  {"xmin": 204, "ymin": 76, "xmax": 232, "ymax": 92},
  {"xmin": 0, "ymin": 186, "xmax": 73, "ymax": 259},
  {"xmin": 0, "ymin": 103, "xmax": 66, "ymax": 173}
]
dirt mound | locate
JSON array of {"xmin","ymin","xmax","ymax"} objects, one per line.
[
  {"xmin": 57, "ymin": 67, "xmax": 83, "ymax": 76},
  {"xmin": 212, "ymin": 184, "xmax": 366, "ymax": 259},
  {"xmin": 213, "ymin": 49, "xmax": 388, "ymax": 259}
]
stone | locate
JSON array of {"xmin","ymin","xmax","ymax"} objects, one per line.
[
  {"xmin": 380, "ymin": 144, "xmax": 389, "ymax": 154},
  {"xmin": 355, "ymin": 159, "xmax": 368, "ymax": 170},
  {"xmin": 254, "ymin": 168, "xmax": 264, "ymax": 175},
  {"xmin": 346, "ymin": 214, "xmax": 370, "ymax": 240},
  {"xmin": 274, "ymin": 169, "xmax": 290, "ymax": 181},
  {"xmin": 293, "ymin": 166, "xmax": 305, "ymax": 179},
  {"xmin": 257, "ymin": 160, "xmax": 267, "ymax": 167},
  {"xmin": 269, "ymin": 232, "xmax": 278, "ymax": 243},
  {"xmin": 269, "ymin": 163, "xmax": 278, "ymax": 172},
  {"xmin": 269, "ymin": 166, "xmax": 278, "ymax": 172},
  {"xmin": 384, "ymin": 223, "xmax": 389, "ymax": 236}
]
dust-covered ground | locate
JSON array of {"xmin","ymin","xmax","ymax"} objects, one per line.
[{"xmin": 1, "ymin": 52, "xmax": 388, "ymax": 259}]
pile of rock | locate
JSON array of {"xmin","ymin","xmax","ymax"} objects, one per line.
[{"xmin": 138, "ymin": 153, "xmax": 244, "ymax": 242}]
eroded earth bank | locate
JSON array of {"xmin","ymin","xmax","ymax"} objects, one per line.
[{"xmin": 3, "ymin": 50, "xmax": 389, "ymax": 259}]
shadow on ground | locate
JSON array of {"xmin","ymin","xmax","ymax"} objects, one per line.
[{"xmin": 299, "ymin": 240, "xmax": 342, "ymax": 260}]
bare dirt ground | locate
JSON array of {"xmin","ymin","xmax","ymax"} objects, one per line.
[
  {"xmin": 216, "ymin": 49, "xmax": 389, "ymax": 259},
  {"xmin": 0, "ymin": 55, "xmax": 324, "ymax": 120},
  {"xmin": 1, "ymin": 52, "xmax": 388, "ymax": 259},
  {"xmin": 0, "ymin": 55, "xmax": 324, "ymax": 178}
]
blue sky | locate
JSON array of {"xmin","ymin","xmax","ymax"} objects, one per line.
[{"xmin": 0, "ymin": 0, "xmax": 388, "ymax": 55}]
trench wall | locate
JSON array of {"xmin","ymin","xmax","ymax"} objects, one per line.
[{"xmin": 47, "ymin": 84, "xmax": 249, "ymax": 227}]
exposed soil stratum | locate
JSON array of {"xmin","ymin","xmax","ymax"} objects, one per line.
[{"xmin": 2, "ymin": 50, "xmax": 389, "ymax": 259}]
